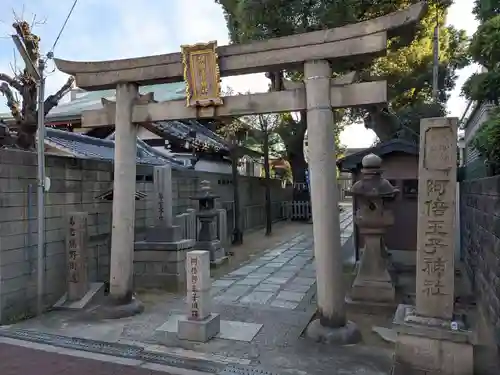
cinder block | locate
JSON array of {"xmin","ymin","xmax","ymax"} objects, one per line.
[{"xmin": 0, "ymin": 276, "xmax": 29, "ymax": 294}]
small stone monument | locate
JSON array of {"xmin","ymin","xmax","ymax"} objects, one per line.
[
  {"xmin": 177, "ymin": 250, "xmax": 220, "ymax": 342},
  {"xmin": 349, "ymin": 153, "xmax": 398, "ymax": 303},
  {"xmin": 143, "ymin": 165, "xmax": 192, "ymax": 246},
  {"xmin": 134, "ymin": 165, "xmax": 196, "ymax": 289},
  {"xmin": 54, "ymin": 212, "xmax": 104, "ymax": 310},
  {"xmin": 392, "ymin": 118, "xmax": 473, "ymax": 375},
  {"xmin": 190, "ymin": 180, "xmax": 226, "ymax": 265}
]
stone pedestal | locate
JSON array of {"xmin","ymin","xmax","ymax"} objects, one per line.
[
  {"xmin": 393, "ymin": 305, "xmax": 473, "ymax": 375},
  {"xmin": 54, "ymin": 212, "xmax": 105, "ymax": 310},
  {"xmin": 177, "ymin": 251, "xmax": 220, "ymax": 342},
  {"xmin": 134, "ymin": 165, "xmax": 195, "ymax": 289},
  {"xmin": 134, "ymin": 239, "xmax": 195, "ymax": 290}
]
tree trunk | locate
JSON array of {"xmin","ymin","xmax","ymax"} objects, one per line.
[
  {"xmin": 289, "ymin": 150, "xmax": 309, "ymax": 202},
  {"xmin": 16, "ymin": 123, "xmax": 37, "ymax": 150},
  {"xmin": 263, "ymin": 131, "xmax": 272, "ymax": 236},
  {"xmin": 231, "ymin": 147, "xmax": 243, "ymax": 245}
]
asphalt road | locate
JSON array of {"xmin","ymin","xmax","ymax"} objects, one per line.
[{"xmin": 0, "ymin": 343, "xmax": 182, "ymax": 375}]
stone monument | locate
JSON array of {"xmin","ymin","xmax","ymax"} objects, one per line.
[
  {"xmin": 134, "ymin": 164, "xmax": 196, "ymax": 289},
  {"xmin": 190, "ymin": 180, "xmax": 226, "ymax": 265},
  {"xmin": 177, "ymin": 250, "xmax": 221, "ymax": 342},
  {"xmin": 392, "ymin": 118, "xmax": 473, "ymax": 375},
  {"xmin": 349, "ymin": 154, "xmax": 398, "ymax": 304},
  {"xmin": 54, "ymin": 212, "xmax": 105, "ymax": 310}
]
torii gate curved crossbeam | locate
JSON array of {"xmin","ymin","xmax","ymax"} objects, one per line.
[{"xmin": 53, "ymin": 2, "xmax": 426, "ymax": 90}]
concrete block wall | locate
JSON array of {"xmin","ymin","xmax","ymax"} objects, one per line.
[
  {"xmin": 460, "ymin": 176, "xmax": 500, "ymax": 342},
  {"xmin": 0, "ymin": 149, "xmax": 290, "ymax": 323}
]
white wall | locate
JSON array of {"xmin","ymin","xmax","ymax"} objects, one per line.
[
  {"xmin": 167, "ymin": 152, "xmax": 232, "ymax": 174},
  {"xmin": 137, "ymin": 127, "xmax": 162, "ymax": 140}
]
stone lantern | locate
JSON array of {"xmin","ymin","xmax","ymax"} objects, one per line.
[
  {"xmin": 190, "ymin": 180, "xmax": 226, "ymax": 265},
  {"xmin": 349, "ymin": 153, "xmax": 399, "ymax": 303}
]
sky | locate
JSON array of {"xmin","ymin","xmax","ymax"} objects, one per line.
[{"xmin": 0, "ymin": 0, "xmax": 479, "ymax": 149}]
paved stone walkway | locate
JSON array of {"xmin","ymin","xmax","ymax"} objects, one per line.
[
  {"xmin": 0, "ymin": 205, "xmax": 394, "ymax": 375},
  {"xmin": 211, "ymin": 208, "xmax": 353, "ymax": 310}
]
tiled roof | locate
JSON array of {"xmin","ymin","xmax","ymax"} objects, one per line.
[
  {"xmin": 45, "ymin": 82, "xmax": 188, "ymax": 120},
  {"xmin": 337, "ymin": 139, "xmax": 418, "ymax": 171},
  {"xmin": 1, "ymin": 82, "xmax": 255, "ymax": 157},
  {"xmin": 45, "ymin": 127, "xmax": 185, "ymax": 168},
  {"xmin": 108, "ymin": 119, "xmax": 230, "ymax": 153},
  {"xmin": 51, "ymin": 82, "xmax": 229, "ymax": 152}
]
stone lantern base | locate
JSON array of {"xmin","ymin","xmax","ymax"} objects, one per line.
[
  {"xmin": 351, "ymin": 278, "xmax": 395, "ymax": 302},
  {"xmin": 195, "ymin": 239, "xmax": 227, "ymax": 266},
  {"xmin": 350, "ymin": 232, "xmax": 396, "ymax": 305}
]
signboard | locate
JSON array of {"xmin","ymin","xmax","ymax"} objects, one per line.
[
  {"xmin": 181, "ymin": 41, "xmax": 223, "ymax": 108},
  {"xmin": 303, "ymin": 129, "xmax": 309, "ymax": 165}
]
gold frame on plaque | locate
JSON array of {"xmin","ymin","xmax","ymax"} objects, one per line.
[{"xmin": 180, "ymin": 41, "xmax": 223, "ymax": 108}]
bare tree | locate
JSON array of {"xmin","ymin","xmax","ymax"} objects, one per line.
[
  {"xmin": 0, "ymin": 20, "xmax": 74, "ymax": 149},
  {"xmin": 242, "ymin": 113, "xmax": 283, "ymax": 236}
]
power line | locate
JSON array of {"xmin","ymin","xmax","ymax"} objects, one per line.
[{"xmin": 48, "ymin": 0, "xmax": 79, "ymax": 56}]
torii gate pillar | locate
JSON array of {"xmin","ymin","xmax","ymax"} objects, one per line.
[
  {"xmin": 109, "ymin": 83, "xmax": 139, "ymax": 304},
  {"xmin": 304, "ymin": 60, "xmax": 360, "ymax": 343}
]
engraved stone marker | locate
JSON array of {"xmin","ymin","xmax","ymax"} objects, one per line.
[
  {"xmin": 177, "ymin": 250, "xmax": 220, "ymax": 342},
  {"xmin": 153, "ymin": 165, "xmax": 173, "ymax": 227},
  {"xmin": 416, "ymin": 118, "xmax": 457, "ymax": 320},
  {"xmin": 186, "ymin": 250, "xmax": 211, "ymax": 320},
  {"xmin": 66, "ymin": 212, "xmax": 89, "ymax": 301}
]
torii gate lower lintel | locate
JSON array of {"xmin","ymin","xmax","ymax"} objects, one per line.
[
  {"xmin": 53, "ymin": 2, "xmax": 427, "ymax": 342},
  {"xmin": 81, "ymin": 80, "xmax": 387, "ymax": 128}
]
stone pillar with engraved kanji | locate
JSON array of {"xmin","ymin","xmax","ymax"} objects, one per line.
[{"xmin": 392, "ymin": 118, "xmax": 473, "ymax": 375}]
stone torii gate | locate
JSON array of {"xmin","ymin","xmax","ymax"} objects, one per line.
[{"xmin": 54, "ymin": 2, "xmax": 425, "ymax": 341}]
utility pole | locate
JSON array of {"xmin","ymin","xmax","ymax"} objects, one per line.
[
  {"xmin": 432, "ymin": 10, "xmax": 439, "ymax": 101},
  {"xmin": 231, "ymin": 134, "xmax": 243, "ymax": 245},
  {"xmin": 36, "ymin": 59, "xmax": 46, "ymax": 316},
  {"xmin": 12, "ymin": 34, "xmax": 46, "ymax": 316}
]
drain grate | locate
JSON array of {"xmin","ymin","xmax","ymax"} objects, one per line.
[
  {"xmin": 219, "ymin": 365, "xmax": 281, "ymax": 375},
  {"xmin": 0, "ymin": 328, "xmax": 141, "ymax": 358},
  {"xmin": 139, "ymin": 351, "xmax": 224, "ymax": 373}
]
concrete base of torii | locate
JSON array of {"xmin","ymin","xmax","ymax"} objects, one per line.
[{"xmin": 305, "ymin": 319, "xmax": 361, "ymax": 345}]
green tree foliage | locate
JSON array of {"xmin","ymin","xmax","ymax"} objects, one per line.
[
  {"xmin": 472, "ymin": 107, "xmax": 500, "ymax": 174},
  {"xmin": 462, "ymin": 14, "xmax": 500, "ymax": 104},
  {"xmin": 473, "ymin": 0, "xmax": 500, "ymax": 23},
  {"xmin": 215, "ymin": 0, "xmax": 467, "ymax": 185},
  {"xmin": 465, "ymin": 1, "xmax": 500, "ymax": 175},
  {"xmin": 361, "ymin": 1, "xmax": 468, "ymax": 140}
]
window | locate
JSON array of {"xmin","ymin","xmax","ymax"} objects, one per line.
[{"xmin": 402, "ymin": 179, "xmax": 418, "ymax": 199}]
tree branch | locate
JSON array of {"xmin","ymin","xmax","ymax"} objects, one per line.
[
  {"xmin": 0, "ymin": 83, "xmax": 22, "ymax": 122},
  {"xmin": 0, "ymin": 73, "xmax": 22, "ymax": 92},
  {"xmin": 44, "ymin": 76, "xmax": 75, "ymax": 115}
]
